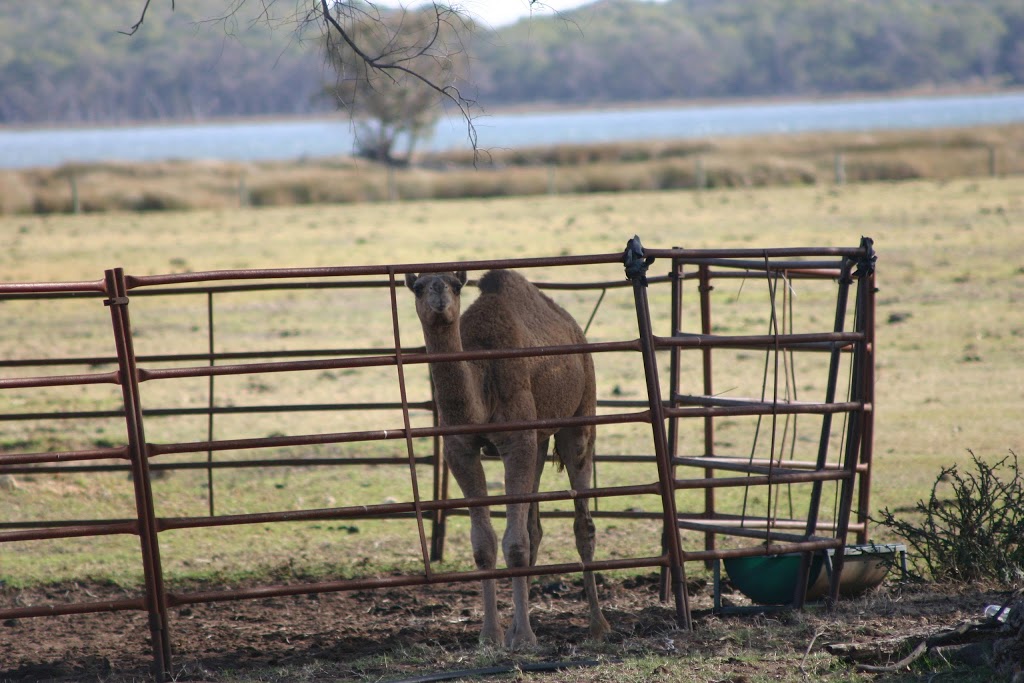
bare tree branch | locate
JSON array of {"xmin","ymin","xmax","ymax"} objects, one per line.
[
  {"xmin": 119, "ymin": 0, "xmax": 168, "ymax": 36},
  {"xmin": 317, "ymin": 0, "xmax": 478, "ymax": 156},
  {"xmin": 124, "ymin": 1, "xmax": 481, "ymax": 158}
]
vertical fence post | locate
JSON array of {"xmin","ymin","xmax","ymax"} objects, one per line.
[
  {"xmin": 790, "ymin": 256, "xmax": 853, "ymax": 609},
  {"xmin": 828, "ymin": 238, "xmax": 875, "ymax": 604},
  {"xmin": 834, "ymin": 150, "xmax": 846, "ymax": 185},
  {"xmin": 206, "ymin": 290, "xmax": 216, "ymax": 517},
  {"xmin": 697, "ymin": 264, "xmax": 715, "ymax": 564},
  {"xmin": 104, "ymin": 268, "xmax": 172, "ymax": 680},
  {"xmin": 623, "ymin": 236, "xmax": 692, "ymax": 631},
  {"xmin": 429, "ymin": 383, "xmax": 448, "ymax": 562},
  {"xmin": 855, "ymin": 238, "xmax": 877, "ymax": 545},
  {"xmin": 69, "ymin": 172, "xmax": 80, "ymax": 214},
  {"xmin": 662, "ymin": 254, "xmax": 684, "ymax": 600},
  {"xmin": 387, "ymin": 268, "xmax": 433, "ymax": 577}
]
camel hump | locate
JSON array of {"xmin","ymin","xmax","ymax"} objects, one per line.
[
  {"xmin": 477, "ymin": 269, "xmax": 528, "ymax": 295},
  {"xmin": 466, "ymin": 269, "xmax": 586, "ymax": 349}
]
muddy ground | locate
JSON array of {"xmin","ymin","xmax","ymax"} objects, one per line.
[{"xmin": 0, "ymin": 574, "xmax": 1014, "ymax": 682}]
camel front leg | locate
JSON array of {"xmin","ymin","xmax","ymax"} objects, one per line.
[
  {"xmin": 444, "ymin": 440, "xmax": 502, "ymax": 644},
  {"xmin": 496, "ymin": 432, "xmax": 539, "ymax": 649}
]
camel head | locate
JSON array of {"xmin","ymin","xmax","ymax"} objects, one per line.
[{"xmin": 405, "ymin": 271, "xmax": 468, "ymax": 326}]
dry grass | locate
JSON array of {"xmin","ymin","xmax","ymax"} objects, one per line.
[
  {"xmin": 3, "ymin": 124, "xmax": 1023, "ymax": 214},
  {"xmin": 1, "ymin": 173, "xmax": 1021, "ymax": 682},
  {"xmin": 2, "ymin": 174, "xmax": 1022, "ymax": 585}
]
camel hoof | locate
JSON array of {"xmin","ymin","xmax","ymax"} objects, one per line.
[
  {"xmin": 479, "ymin": 623, "xmax": 503, "ymax": 646},
  {"xmin": 504, "ymin": 624, "xmax": 538, "ymax": 650},
  {"xmin": 588, "ymin": 614, "xmax": 612, "ymax": 641}
]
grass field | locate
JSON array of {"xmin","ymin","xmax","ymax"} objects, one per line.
[{"xmin": 1, "ymin": 173, "xmax": 1022, "ymax": 681}]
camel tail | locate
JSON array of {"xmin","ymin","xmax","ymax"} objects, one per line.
[{"xmin": 551, "ymin": 443, "xmax": 567, "ymax": 472}]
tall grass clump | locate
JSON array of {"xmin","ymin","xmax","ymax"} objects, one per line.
[{"xmin": 876, "ymin": 451, "xmax": 1023, "ymax": 585}]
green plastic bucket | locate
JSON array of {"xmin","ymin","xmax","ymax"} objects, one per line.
[{"xmin": 723, "ymin": 553, "xmax": 825, "ymax": 605}]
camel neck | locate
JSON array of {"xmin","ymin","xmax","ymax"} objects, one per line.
[{"xmin": 421, "ymin": 321, "xmax": 486, "ymax": 425}]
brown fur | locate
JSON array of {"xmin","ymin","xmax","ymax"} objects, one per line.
[{"xmin": 406, "ymin": 269, "xmax": 609, "ymax": 648}]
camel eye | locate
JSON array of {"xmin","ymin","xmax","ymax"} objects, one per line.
[
  {"xmin": 413, "ymin": 283, "xmax": 425, "ymax": 296},
  {"xmin": 452, "ymin": 282, "xmax": 463, "ymax": 294}
]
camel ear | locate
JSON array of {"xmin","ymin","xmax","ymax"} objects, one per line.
[
  {"xmin": 455, "ymin": 271, "xmax": 468, "ymax": 286},
  {"xmin": 404, "ymin": 273, "xmax": 419, "ymax": 292}
]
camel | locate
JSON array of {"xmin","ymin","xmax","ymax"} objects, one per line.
[{"xmin": 405, "ymin": 268, "xmax": 610, "ymax": 648}]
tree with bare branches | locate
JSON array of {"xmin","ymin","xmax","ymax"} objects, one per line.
[
  {"xmin": 322, "ymin": 5, "xmax": 471, "ymax": 164},
  {"xmin": 124, "ymin": 0, "xmax": 481, "ymax": 156}
]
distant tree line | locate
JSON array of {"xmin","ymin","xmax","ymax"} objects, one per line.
[
  {"xmin": 1, "ymin": 0, "xmax": 1022, "ymax": 126},
  {"xmin": 473, "ymin": 0, "xmax": 1024, "ymax": 103}
]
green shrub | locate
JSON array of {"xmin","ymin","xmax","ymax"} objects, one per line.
[{"xmin": 876, "ymin": 451, "xmax": 1023, "ymax": 585}]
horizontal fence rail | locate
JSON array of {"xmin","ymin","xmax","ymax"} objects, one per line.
[{"xmin": 0, "ymin": 238, "xmax": 875, "ymax": 680}]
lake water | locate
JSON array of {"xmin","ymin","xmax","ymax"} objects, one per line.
[{"xmin": 2, "ymin": 91, "xmax": 1023, "ymax": 169}]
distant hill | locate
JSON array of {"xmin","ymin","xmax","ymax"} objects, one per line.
[{"xmin": 1, "ymin": 0, "xmax": 1022, "ymax": 125}]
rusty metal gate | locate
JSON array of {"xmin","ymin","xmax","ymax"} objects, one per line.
[{"xmin": 0, "ymin": 237, "xmax": 876, "ymax": 679}]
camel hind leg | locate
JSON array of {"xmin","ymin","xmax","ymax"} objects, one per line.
[
  {"xmin": 528, "ymin": 436, "xmax": 549, "ymax": 566},
  {"xmin": 555, "ymin": 424, "xmax": 611, "ymax": 640}
]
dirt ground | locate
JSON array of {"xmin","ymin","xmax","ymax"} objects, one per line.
[{"xmin": 0, "ymin": 574, "xmax": 1014, "ymax": 682}]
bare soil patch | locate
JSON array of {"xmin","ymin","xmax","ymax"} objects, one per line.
[{"xmin": 0, "ymin": 575, "xmax": 1013, "ymax": 682}]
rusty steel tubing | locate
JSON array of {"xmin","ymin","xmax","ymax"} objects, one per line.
[
  {"xmin": 676, "ymin": 512, "xmax": 866, "ymax": 529},
  {"xmin": 134, "ymin": 339, "xmax": 639, "ymax": 383},
  {"xmin": 686, "ymin": 268, "xmax": 844, "ymax": 281},
  {"xmin": 157, "ymin": 481, "xmax": 663, "ymax": 532},
  {"xmin": 0, "ymin": 370, "xmax": 120, "ymax": 389},
  {"xmin": 828, "ymin": 239, "xmax": 876, "ymax": 605},
  {"xmin": 166, "ymin": 555, "xmax": 669, "ymax": 608},
  {"xmin": 676, "ymin": 521, "xmax": 817, "ymax": 544},
  {"xmin": 685, "ymin": 538, "xmax": 844, "ymax": 564},
  {"xmin": 0, "ymin": 521, "xmax": 138, "ymax": 543},
  {"xmin": 537, "ymin": 277, "xmax": 668, "ymax": 290},
  {"xmin": 792, "ymin": 256, "xmax": 856, "ymax": 609},
  {"xmin": 624, "ymin": 236, "xmax": 692, "ymax": 630},
  {"xmin": 857, "ymin": 243, "xmax": 878, "ymax": 544},
  {"xmin": 142, "ymin": 401, "xmax": 434, "ymax": 416},
  {"xmin": 672, "ymin": 467, "xmax": 853, "ymax": 488},
  {"xmin": 104, "ymin": 268, "xmax": 173, "ymax": 680},
  {"xmin": 644, "ymin": 246, "xmax": 868, "ymax": 260},
  {"xmin": 386, "ymin": 267, "xmax": 433, "ymax": 579},
  {"xmin": 0, "ymin": 347, "xmax": 420, "ymax": 369},
  {"xmin": 0, "ymin": 280, "xmax": 106, "ymax": 294},
  {"xmin": 146, "ymin": 409, "xmax": 651, "ymax": 458},
  {"xmin": 0, "ymin": 445, "xmax": 128, "ymax": 467},
  {"xmin": 675, "ymin": 456, "xmax": 868, "ymax": 473},
  {"xmin": 0, "ymin": 596, "xmax": 147, "ymax": 621},
  {"xmin": 654, "ymin": 331, "xmax": 862, "ymax": 350},
  {"xmin": 666, "ymin": 257, "xmax": 846, "ymax": 271},
  {"xmin": 0, "ymin": 456, "xmax": 436, "ymax": 476},
  {"xmin": 124, "ymin": 252, "xmax": 629, "ymax": 290},
  {"xmin": 673, "ymin": 455, "xmax": 869, "ymax": 473},
  {"xmin": 0, "ymin": 401, "xmax": 435, "ymax": 424},
  {"xmin": 664, "ymin": 401, "xmax": 868, "ymax": 419},
  {"xmin": 0, "ymin": 409, "xmax": 127, "ymax": 421},
  {"xmin": 667, "ymin": 401, "xmax": 868, "ymax": 421},
  {"xmin": 696, "ymin": 263, "xmax": 716, "ymax": 566}
]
